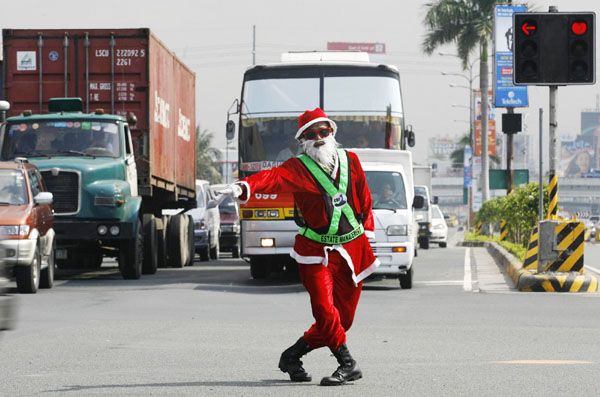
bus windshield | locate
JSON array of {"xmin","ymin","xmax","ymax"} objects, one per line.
[
  {"xmin": 239, "ymin": 67, "xmax": 404, "ymax": 176},
  {"xmin": 1, "ymin": 120, "xmax": 121, "ymax": 160}
]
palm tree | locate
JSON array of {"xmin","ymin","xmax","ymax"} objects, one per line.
[
  {"xmin": 422, "ymin": 0, "xmax": 499, "ymax": 202},
  {"xmin": 196, "ymin": 126, "xmax": 222, "ymax": 184}
]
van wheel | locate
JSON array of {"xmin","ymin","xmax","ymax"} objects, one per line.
[
  {"xmin": 399, "ymin": 267, "xmax": 413, "ymax": 289},
  {"xmin": 119, "ymin": 219, "xmax": 143, "ymax": 280},
  {"xmin": 439, "ymin": 242, "xmax": 447, "ymax": 248},
  {"xmin": 231, "ymin": 241, "xmax": 240, "ymax": 258},
  {"xmin": 419, "ymin": 237, "xmax": 430, "ymax": 249},
  {"xmin": 40, "ymin": 240, "xmax": 55, "ymax": 289},
  {"xmin": 16, "ymin": 243, "xmax": 41, "ymax": 293},
  {"xmin": 250, "ymin": 257, "xmax": 271, "ymax": 279},
  {"xmin": 142, "ymin": 214, "xmax": 158, "ymax": 274}
]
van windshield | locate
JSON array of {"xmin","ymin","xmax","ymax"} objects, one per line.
[
  {"xmin": 365, "ymin": 170, "xmax": 407, "ymax": 210},
  {"xmin": 0, "ymin": 169, "xmax": 28, "ymax": 205}
]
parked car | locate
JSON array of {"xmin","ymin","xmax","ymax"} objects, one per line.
[
  {"xmin": 187, "ymin": 180, "xmax": 220, "ymax": 261},
  {"xmin": 430, "ymin": 205, "xmax": 448, "ymax": 248},
  {"xmin": 216, "ymin": 194, "xmax": 241, "ymax": 258},
  {"xmin": 0, "ymin": 159, "xmax": 55, "ymax": 293}
]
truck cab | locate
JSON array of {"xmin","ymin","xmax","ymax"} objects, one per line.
[{"xmin": 0, "ymin": 98, "xmax": 144, "ymax": 278}]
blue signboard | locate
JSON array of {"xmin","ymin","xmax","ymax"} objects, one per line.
[{"xmin": 494, "ymin": 5, "xmax": 528, "ymax": 108}]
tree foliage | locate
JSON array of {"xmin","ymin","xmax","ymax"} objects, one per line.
[
  {"xmin": 195, "ymin": 126, "xmax": 222, "ymax": 184},
  {"xmin": 475, "ymin": 182, "xmax": 549, "ymax": 245}
]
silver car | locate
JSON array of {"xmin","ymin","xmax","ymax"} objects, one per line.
[{"xmin": 187, "ymin": 180, "xmax": 221, "ymax": 261}]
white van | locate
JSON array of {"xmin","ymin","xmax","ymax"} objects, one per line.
[{"xmin": 353, "ymin": 149, "xmax": 423, "ymax": 289}]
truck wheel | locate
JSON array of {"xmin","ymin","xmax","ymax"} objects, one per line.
[
  {"xmin": 40, "ymin": 240, "xmax": 55, "ymax": 289},
  {"xmin": 210, "ymin": 238, "xmax": 220, "ymax": 260},
  {"xmin": 185, "ymin": 215, "xmax": 195, "ymax": 266},
  {"xmin": 157, "ymin": 216, "xmax": 169, "ymax": 268},
  {"xmin": 419, "ymin": 237, "xmax": 430, "ymax": 250},
  {"xmin": 167, "ymin": 214, "xmax": 187, "ymax": 268},
  {"xmin": 119, "ymin": 219, "xmax": 143, "ymax": 280},
  {"xmin": 250, "ymin": 256, "xmax": 271, "ymax": 279},
  {"xmin": 142, "ymin": 214, "xmax": 158, "ymax": 275},
  {"xmin": 439, "ymin": 242, "xmax": 447, "ymax": 248},
  {"xmin": 399, "ymin": 267, "xmax": 413, "ymax": 289},
  {"xmin": 16, "ymin": 242, "xmax": 41, "ymax": 293}
]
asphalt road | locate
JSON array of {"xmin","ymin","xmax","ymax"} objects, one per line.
[{"xmin": 2, "ymin": 228, "xmax": 600, "ymax": 396}]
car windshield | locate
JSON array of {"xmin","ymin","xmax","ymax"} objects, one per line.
[
  {"xmin": 219, "ymin": 195, "xmax": 237, "ymax": 214},
  {"xmin": 0, "ymin": 169, "xmax": 28, "ymax": 205},
  {"xmin": 1, "ymin": 120, "xmax": 121, "ymax": 159},
  {"xmin": 365, "ymin": 170, "xmax": 407, "ymax": 210},
  {"xmin": 196, "ymin": 186, "xmax": 205, "ymax": 208}
]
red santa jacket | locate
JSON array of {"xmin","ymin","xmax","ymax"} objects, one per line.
[{"xmin": 237, "ymin": 150, "xmax": 379, "ymax": 285}]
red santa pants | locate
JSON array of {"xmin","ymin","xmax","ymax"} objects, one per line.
[{"xmin": 298, "ymin": 249, "xmax": 363, "ymax": 350}]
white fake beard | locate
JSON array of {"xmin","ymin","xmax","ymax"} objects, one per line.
[{"xmin": 302, "ymin": 135, "xmax": 339, "ymax": 173}]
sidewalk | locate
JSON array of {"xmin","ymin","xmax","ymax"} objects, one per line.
[{"xmin": 470, "ymin": 247, "xmax": 516, "ymax": 293}]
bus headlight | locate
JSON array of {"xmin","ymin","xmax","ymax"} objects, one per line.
[{"xmin": 260, "ymin": 238, "xmax": 275, "ymax": 247}]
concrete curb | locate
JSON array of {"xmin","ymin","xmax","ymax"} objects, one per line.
[{"xmin": 459, "ymin": 241, "xmax": 598, "ymax": 292}]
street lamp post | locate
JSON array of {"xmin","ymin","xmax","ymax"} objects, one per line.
[{"xmin": 441, "ymin": 53, "xmax": 481, "ymax": 229}]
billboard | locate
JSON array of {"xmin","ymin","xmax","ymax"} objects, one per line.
[
  {"xmin": 560, "ymin": 135, "xmax": 596, "ymax": 177},
  {"xmin": 474, "ymin": 90, "xmax": 496, "ymax": 156},
  {"xmin": 493, "ymin": 5, "xmax": 529, "ymax": 107},
  {"xmin": 327, "ymin": 42, "xmax": 386, "ymax": 63}
]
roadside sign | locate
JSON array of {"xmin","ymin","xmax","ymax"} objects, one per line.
[{"xmin": 494, "ymin": 5, "xmax": 529, "ymax": 107}]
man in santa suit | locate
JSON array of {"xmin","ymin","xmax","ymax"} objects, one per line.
[{"xmin": 218, "ymin": 108, "xmax": 379, "ymax": 386}]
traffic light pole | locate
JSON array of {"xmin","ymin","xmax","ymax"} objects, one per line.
[{"xmin": 548, "ymin": 85, "xmax": 558, "ymax": 218}]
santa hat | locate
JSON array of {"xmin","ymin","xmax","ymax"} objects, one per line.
[{"xmin": 295, "ymin": 107, "xmax": 337, "ymax": 140}]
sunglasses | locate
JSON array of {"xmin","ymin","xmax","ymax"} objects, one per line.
[{"xmin": 302, "ymin": 127, "xmax": 333, "ymax": 140}]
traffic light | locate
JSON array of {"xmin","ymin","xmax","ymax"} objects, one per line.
[{"xmin": 513, "ymin": 12, "xmax": 595, "ymax": 85}]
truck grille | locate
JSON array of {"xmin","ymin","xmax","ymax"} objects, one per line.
[{"xmin": 40, "ymin": 170, "xmax": 80, "ymax": 214}]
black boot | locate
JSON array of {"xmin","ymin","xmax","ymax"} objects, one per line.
[
  {"xmin": 278, "ymin": 337, "xmax": 313, "ymax": 382},
  {"xmin": 320, "ymin": 343, "xmax": 363, "ymax": 386}
]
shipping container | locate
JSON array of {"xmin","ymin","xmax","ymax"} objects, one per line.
[{"xmin": 2, "ymin": 28, "xmax": 196, "ymax": 202}]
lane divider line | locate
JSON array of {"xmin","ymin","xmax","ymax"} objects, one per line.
[{"xmin": 464, "ymin": 248, "xmax": 472, "ymax": 292}]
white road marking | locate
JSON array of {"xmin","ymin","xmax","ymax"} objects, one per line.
[{"xmin": 464, "ymin": 248, "xmax": 472, "ymax": 292}]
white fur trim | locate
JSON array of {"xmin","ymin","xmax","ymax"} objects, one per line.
[
  {"xmin": 365, "ymin": 230, "xmax": 376, "ymax": 239},
  {"xmin": 290, "ymin": 250, "xmax": 326, "ymax": 264},
  {"xmin": 295, "ymin": 117, "xmax": 338, "ymax": 140},
  {"xmin": 235, "ymin": 181, "xmax": 251, "ymax": 204},
  {"xmin": 356, "ymin": 258, "xmax": 380, "ymax": 284}
]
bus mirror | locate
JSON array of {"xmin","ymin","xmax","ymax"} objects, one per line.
[
  {"xmin": 226, "ymin": 120, "xmax": 235, "ymax": 140},
  {"xmin": 405, "ymin": 125, "xmax": 415, "ymax": 147}
]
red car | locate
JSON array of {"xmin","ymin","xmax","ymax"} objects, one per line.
[{"xmin": 0, "ymin": 159, "xmax": 55, "ymax": 293}]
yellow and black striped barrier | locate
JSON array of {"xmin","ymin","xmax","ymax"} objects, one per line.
[
  {"xmin": 544, "ymin": 221, "xmax": 584, "ymax": 273},
  {"xmin": 500, "ymin": 220, "xmax": 508, "ymax": 241},
  {"xmin": 475, "ymin": 221, "xmax": 482, "ymax": 235},
  {"xmin": 518, "ymin": 271, "xmax": 598, "ymax": 292},
  {"xmin": 547, "ymin": 173, "xmax": 558, "ymax": 219},
  {"xmin": 523, "ymin": 226, "xmax": 539, "ymax": 271}
]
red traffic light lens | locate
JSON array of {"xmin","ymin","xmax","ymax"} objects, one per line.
[{"xmin": 571, "ymin": 21, "xmax": 587, "ymax": 35}]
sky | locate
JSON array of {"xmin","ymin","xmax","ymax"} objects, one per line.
[{"xmin": 2, "ymin": 0, "xmax": 600, "ymax": 164}]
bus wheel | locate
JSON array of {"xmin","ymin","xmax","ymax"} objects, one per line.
[{"xmin": 250, "ymin": 256, "xmax": 271, "ymax": 279}]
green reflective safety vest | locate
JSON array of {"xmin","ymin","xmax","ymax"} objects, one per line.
[{"xmin": 297, "ymin": 149, "xmax": 364, "ymax": 245}]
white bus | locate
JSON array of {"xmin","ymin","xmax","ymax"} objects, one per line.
[{"xmin": 226, "ymin": 51, "xmax": 416, "ymax": 279}]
